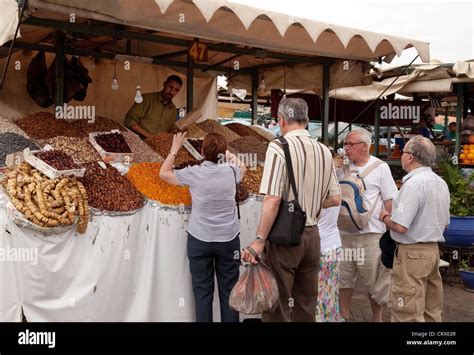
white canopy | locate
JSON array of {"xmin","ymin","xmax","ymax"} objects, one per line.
[{"xmin": 0, "ymin": 0, "xmax": 430, "ymax": 63}]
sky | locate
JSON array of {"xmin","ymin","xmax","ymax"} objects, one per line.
[{"xmin": 230, "ymin": 0, "xmax": 474, "ymax": 65}]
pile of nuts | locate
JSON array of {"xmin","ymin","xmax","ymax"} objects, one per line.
[
  {"xmin": 93, "ymin": 132, "xmax": 132, "ymax": 153},
  {"xmin": 127, "ymin": 162, "xmax": 192, "ymax": 206},
  {"xmin": 197, "ymin": 119, "xmax": 240, "ymax": 142},
  {"xmin": 72, "ymin": 116, "xmax": 126, "ymax": 136},
  {"xmin": 122, "ymin": 131, "xmax": 162, "ymax": 163},
  {"xmin": 241, "ymin": 165, "xmax": 264, "ymax": 194},
  {"xmin": 16, "ymin": 112, "xmax": 82, "ymax": 139},
  {"xmin": 40, "ymin": 137, "xmax": 101, "ymax": 164},
  {"xmin": 0, "ymin": 133, "xmax": 39, "ymax": 167},
  {"xmin": 0, "ymin": 116, "xmax": 29, "ymax": 138},
  {"xmin": 225, "ymin": 123, "xmax": 269, "ymax": 142},
  {"xmin": 229, "ymin": 137, "xmax": 269, "ymax": 162},
  {"xmin": 35, "ymin": 150, "xmax": 81, "ymax": 170},
  {"xmin": 249, "ymin": 125, "xmax": 275, "ymax": 142},
  {"xmin": 236, "ymin": 184, "xmax": 249, "ymax": 203},
  {"xmin": 182, "ymin": 123, "xmax": 207, "ymax": 139},
  {"xmin": 146, "ymin": 133, "xmax": 198, "ymax": 167},
  {"xmin": 80, "ymin": 162, "xmax": 144, "ymax": 212},
  {"xmin": 3, "ymin": 163, "xmax": 89, "ymax": 233}
]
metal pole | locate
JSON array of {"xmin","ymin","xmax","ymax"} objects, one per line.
[
  {"xmin": 186, "ymin": 54, "xmax": 194, "ymax": 112},
  {"xmin": 455, "ymin": 84, "xmax": 464, "ymax": 159},
  {"xmin": 444, "ymin": 107, "xmax": 449, "ymax": 136},
  {"xmin": 251, "ymin": 71, "xmax": 258, "ymax": 125},
  {"xmin": 55, "ymin": 31, "xmax": 65, "ymax": 108},
  {"xmin": 322, "ymin": 63, "xmax": 330, "ymax": 144},
  {"xmin": 374, "ymin": 99, "xmax": 381, "ymax": 157}
]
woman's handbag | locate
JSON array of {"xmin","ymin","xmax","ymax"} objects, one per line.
[{"xmin": 267, "ymin": 136, "xmax": 307, "ymax": 246}]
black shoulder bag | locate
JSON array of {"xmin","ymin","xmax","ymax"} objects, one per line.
[{"xmin": 267, "ymin": 137, "xmax": 307, "ymax": 246}]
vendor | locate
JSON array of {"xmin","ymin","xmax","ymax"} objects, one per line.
[
  {"xmin": 446, "ymin": 122, "xmax": 457, "ymax": 141},
  {"xmin": 123, "ymin": 75, "xmax": 182, "ymax": 139}
]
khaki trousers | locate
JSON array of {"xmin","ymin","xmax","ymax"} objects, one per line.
[
  {"xmin": 262, "ymin": 226, "xmax": 321, "ymax": 322},
  {"xmin": 390, "ymin": 243, "xmax": 443, "ymax": 322}
]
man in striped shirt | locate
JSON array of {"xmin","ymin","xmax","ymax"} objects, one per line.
[{"xmin": 242, "ymin": 98, "xmax": 341, "ymax": 322}]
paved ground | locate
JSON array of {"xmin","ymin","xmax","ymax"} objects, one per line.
[{"xmin": 350, "ymin": 281, "xmax": 474, "ymax": 322}]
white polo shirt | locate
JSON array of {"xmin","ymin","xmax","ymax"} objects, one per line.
[{"xmin": 391, "ymin": 167, "xmax": 450, "ymax": 244}]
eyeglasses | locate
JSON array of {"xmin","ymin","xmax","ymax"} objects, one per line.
[
  {"xmin": 402, "ymin": 151, "xmax": 417, "ymax": 158},
  {"xmin": 343, "ymin": 142, "xmax": 365, "ymax": 148}
]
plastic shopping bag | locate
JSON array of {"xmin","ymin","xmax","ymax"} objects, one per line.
[{"xmin": 229, "ymin": 262, "xmax": 279, "ymax": 315}]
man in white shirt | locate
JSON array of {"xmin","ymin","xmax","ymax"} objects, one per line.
[
  {"xmin": 336, "ymin": 129, "xmax": 398, "ymax": 322},
  {"xmin": 380, "ymin": 136, "xmax": 450, "ymax": 322}
]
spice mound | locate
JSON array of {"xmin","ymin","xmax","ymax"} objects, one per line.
[
  {"xmin": 145, "ymin": 133, "xmax": 198, "ymax": 167},
  {"xmin": 197, "ymin": 119, "xmax": 241, "ymax": 142},
  {"xmin": 225, "ymin": 123, "xmax": 269, "ymax": 142},
  {"xmin": 241, "ymin": 165, "xmax": 264, "ymax": 195},
  {"xmin": 72, "ymin": 116, "xmax": 126, "ymax": 136},
  {"xmin": 2, "ymin": 163, "xmax": 89, "ymax": 233},
  {"xmin": 229, "ymin": 136, "xmax": 269, "ymax": 162},
  {"xmin": 122, "ymin": 131, "xmax": 162, "ymax": 163},
  {"xmin": 80, "ymin": 162, "xmax": 143, "ymax": 212},
  {"xmin": 40, "ymin": 137, "xmax": 101, "ymax": 164},
  {"xmin": 93, "ymin": 132, "xmax": 132, "ymax": 153},
  {"xmin": 127, "ymin": 162, "xmax": 191, "ymax": 206},
  {"xmin": 35, "ymin": 150, "xmax": 81, "ymax": 170}
]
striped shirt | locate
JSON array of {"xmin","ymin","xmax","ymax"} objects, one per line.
[{"xmin": 259, "ymin": 129, "xmax": 340, "ymax": 226}]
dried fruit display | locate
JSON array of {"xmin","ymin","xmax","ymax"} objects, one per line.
[
  {"xmin": 72, "ymin": 116, "xmax": 126, "ymax": 136},
  {"xmin": 40, "ymin": 137, "xmax": 101, "ymax": 164},
  {"xmin": 80, "ymin": 162, "xmax": 143, "ymax": 212},
  {"xmin": 93, "ymin": 132, "xmax": 132, "ymax": 153},
  {"xmin": 15, "ymin": 112, "xmax": 82, "ymax": 139},
  {"xmin": 183, "ymin": 123, "xmax": 207, "ymax": 139},
  {"xmin": 2, "ymin": 163, "xmax": 89, "ymax": 233},
  {"xmin": 229, "ymin": 136, "xmax": 269, "ymax": 162},
  {"xmin": 197, "ymin": 119, "xmax": 240, "ymax": 142},
  {"xmin": 0, "ymin": 133, "xmax": 39, "ymax": 167},
  {"xmin": 122, "ymin": 130, "xmax": 162, "ymax": 163},
  {"xmin": 127, "ymin": 162, "xmax": 192, "ymax": 206},
  {"xmin": 225, "ymin": 123, "xmax": 269, "ymax": 142},
  {"xmin": 145, "ymin": 133, "xmax": 198, "ymax": 167},
  {"xmin": 35, "ymin": 150, "xmax": 81, "ymax": 170},
  {"xmin": 187, "ymin": 139, "xmax": 203, "ymax": 154},
  {"xmin": 241, "ymin": 165, "xmax": 264, "ymax": 195}
]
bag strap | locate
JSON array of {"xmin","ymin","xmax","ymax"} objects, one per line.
[
  {"xmin": 277, "ymin": 136, "xmax": 299, "ymax": 201},
  {"xmin": 231, "ymin": 166, "xmax": 241, "ymax": 220},
  {"xmin": 358, "ymin": 159, "xmax": 384, "ymax": 179}
]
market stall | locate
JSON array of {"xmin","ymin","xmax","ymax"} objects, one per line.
[{"xmin": 0, "ymin": 0, "xmax": 431, "ymax": 322}]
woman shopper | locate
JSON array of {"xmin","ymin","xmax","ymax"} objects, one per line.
[
  {"xmin": 316, "ymin": 149, "xmax": 343, "ymax": 322},
  {"xmin": 160, "ymin": 132, "xmax": 246, "ymax": 322}
]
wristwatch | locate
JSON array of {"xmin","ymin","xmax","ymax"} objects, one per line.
[{"xmin": 255, "ymin": 235, "xmax": 266, "ymax": 243}]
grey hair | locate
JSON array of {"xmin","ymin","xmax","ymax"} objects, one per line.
[
  {"xmin": 347, "ymin": 128, "xmax": 372, "ymax": 148},
  {"xmin": 278, "ymin": 98, "xmax": 309, "ymax": 125},
  {"xmin": 405, "ymin": 135, "xmax": 436, "ymax": 166}
]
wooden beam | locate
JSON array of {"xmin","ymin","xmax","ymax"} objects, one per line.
[
  {"xmin": 153, "ymin": 49, "xmax": 188, "ymax": 60},
  {"xmin": 187, "ymin": 54, "xmax": 194, "ymax": 111},
  {"xmin": 322, "ymin": 63, "xmax": 330, "ymax": 144},
  {"xmin": 455, "ymin": 84, "xmax": 464, "ymax": 159},
  {"xmin": 251, "ymin": 71, "xmax": 258, "ymax": 125},
  {"xmin": 202, "ymin": 54, "xmax": 241, "ymax": 72}
]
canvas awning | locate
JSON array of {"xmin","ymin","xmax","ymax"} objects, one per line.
[
  {"xmin": 0, "ymin": 0, "xmax": 430, "ymax": 63},
  {"xmin": 330, "ymin": 61, "xmax": 474, "ymax": 101}
]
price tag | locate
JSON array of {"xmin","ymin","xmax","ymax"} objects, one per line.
[
  {"xmin": 5, "ymin": 151, "xmax": 24, "ymax": 167},
  {"xmin": 188, "ymin": 40, "xmax": 208, "ymax": 62}
]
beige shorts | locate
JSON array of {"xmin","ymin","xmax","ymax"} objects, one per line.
[{"xmin": 339, "ymin": 233, "xmax": 392, "ymax": 306}]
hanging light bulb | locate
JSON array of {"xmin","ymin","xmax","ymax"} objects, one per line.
[
  {"xmin": 111, "ymin": 60, "xmax": 119, "ymax": 90},
  {"xmin": 135, "ymin": 84, "xmax": 143, "ymax": 103}
]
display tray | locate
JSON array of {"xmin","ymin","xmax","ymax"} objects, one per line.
[
  {"xmin": 89, "ymin": 130, "xmax": 134, "ymax": 164},
  {"xmin": 89, "ymin": 205, "xmax": 144, "ymax": 217},
  {"xmin": 23, "ymin": 148, "xmax": 85, "ymax": 179}
]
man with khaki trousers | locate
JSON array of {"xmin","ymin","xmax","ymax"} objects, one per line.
[{"xmin": 380, "ymin": 136, "xmax": 450, "ymax": 322}]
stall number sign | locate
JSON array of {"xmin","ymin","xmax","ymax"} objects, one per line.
[{"xmin": 188, "ymin": 41, "xmax": 208, "ymax": 62}]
